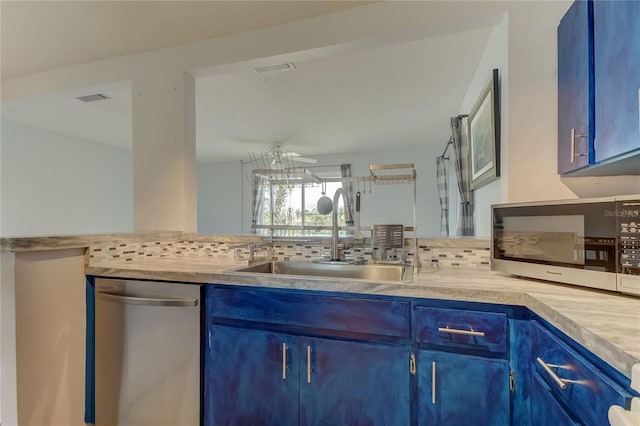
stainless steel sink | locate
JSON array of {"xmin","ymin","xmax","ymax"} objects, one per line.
[{"xmin": 234, "ymin": 261, "xmax": 411, "ymax": 282}]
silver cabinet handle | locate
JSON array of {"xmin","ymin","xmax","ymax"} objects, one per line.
[
  {"xmin": 282, "ymin": 343, "xmax": 287, "ymax": 380},
  {"xmin": 536, "ymin": 357, "xmax": 567, "ymax": 390},
  {"xmin": 307, "ymin": 346, "xmax": 312, "ymax": 384},
  {"xmin": 409, "ymin": 354, "xmax": 416, "ymax": 376},
  {"xmin": 438, "ymin": 327, "xmax": 485, "ymax": 337},
  {"xmin": 96, "ymin": 291, "xmax": 198, "ymax": 307},
  {"xmin": 570, "ymin": 128, "xmax": 587, "ymax": 163},
  {"xmin": 432, "ymin": 361, "xmax": 437, "ymax": 404}
]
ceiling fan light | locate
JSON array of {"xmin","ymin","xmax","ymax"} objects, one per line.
[{"xmin": 271, "ymin": 157, "xmax": 285, "ymax": 169}]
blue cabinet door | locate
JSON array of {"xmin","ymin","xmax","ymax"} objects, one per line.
[
  {"xmin": 204, "ymin": 325, "xmax": 299, "ymax": 426},
  {"xmin": 558, "ymin": 0, "xmax": 594, "ymax": 174},
  {"xmin": 594, "ymin": 0, "xmax": 640, "ymax": 163},
  {"xmin": 530, "ymin": 322, "xmax": 632, "ymax": 426},
  {"xmin": 417, "ymin": 350, "xmax": 510, "ymax": 426},
  {"xmin": 299, "ymin": 337, "xmax": 410, "ymax": 426},
  {"xmin": 531, "ymin": 373, "xmax": 580, "ymax": 426}
]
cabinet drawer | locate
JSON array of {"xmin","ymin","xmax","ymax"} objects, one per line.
[
  {"xmin": 531, "ymin": 322, "xmax": 632, "ymax": 426},
  {"xmin": 414, "ymin": 307, "xmax": 507, "ymax": 353},
  {"xmin": 206, "ymin": 287, "xmax": 410, "ymax": 339}
]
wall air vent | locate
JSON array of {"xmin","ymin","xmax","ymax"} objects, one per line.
[
  {"xmin": 76, "ymin": 93, "xmax": 110, "ymax": 102},
  {"xmin": 254, "ymin": 62, "xmax": 296, "ymax": 74}
]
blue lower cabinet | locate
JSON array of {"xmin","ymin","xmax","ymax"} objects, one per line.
[
  {"xmin": 530, "ymin": 322, "xmax": 633, "ymax": 426},
  {"xmin": 199, "ymin": 286, "xmax": 636, "ymax": 426},
  {"xmin": 204, "ymin": 325, "xmax": 410, "ymax": 426},
  {"xmin": 299, "ymin": 337, "xmax": 410, "ymax": 426},
  {"xmin": 417, "ymin": 350, "xmax": 511, "ymax": 426},
  {"xmin": 204, "ymin": 326, "xmax": 300, "ymax": 426},
  {"xmin": 530, "ymin": 373, "xmax": 580, "ymax": 426}
]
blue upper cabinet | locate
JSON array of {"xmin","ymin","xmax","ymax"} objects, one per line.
[
  {"xmin": 558, "ymin": 0, "xmax": 640, "ymax": 175},
  {"xmin": 593, "ymin": 0, "xmax": 640, "ymax": 164},
  {"xmin": 558, "ymin": 0, "xmax": 594, "ymax": 174}
]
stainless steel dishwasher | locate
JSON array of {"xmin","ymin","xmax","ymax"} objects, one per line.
[{"xmin": 94, "ymin": 278, "xmax": 201, "ymax": 426}]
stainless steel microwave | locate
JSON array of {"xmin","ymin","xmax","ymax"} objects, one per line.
[{"xmin": 491, "ymin": 195, "xmax": 640, "ymax": 296}]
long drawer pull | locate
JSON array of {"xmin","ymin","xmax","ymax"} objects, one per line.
[
  {"xmin": 282, "ymin": 343, "xmax": 287, "ymax": 380},
  {"xmin": 307, "ymin": 346, "xmax": 312, "ymax": 384},
  {"xmin": 438, "ymin": 327, "xmax": 485, "ymax": 337},
  {"xmin": 432, "ymin": 361, "xmax": 437, "ymax": 404},
  {"xmin": 96, "ymin": 290, "xmax": 198, "ymax": 307},
  {"xmin": 536, "ymin": 357, "xmax": 568, "ymax": 390}
]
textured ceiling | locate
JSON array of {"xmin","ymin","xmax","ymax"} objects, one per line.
[
  {"xmin": 1, "ymin": 0, "xmax": 369, "ymax": 80},
  {"xmin": 196, "ymin": 27, "xmax": 493, "ymax": 162}
]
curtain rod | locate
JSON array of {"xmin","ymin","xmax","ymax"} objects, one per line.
[
  {"xmin": 440, "ymin": 139, "xmax": 453, "ymax": 158},
  {"xmin": 439, "ymin": 114, "xmax": 469, "ymax": 159}
]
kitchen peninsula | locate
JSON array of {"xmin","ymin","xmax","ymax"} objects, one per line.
[{"xmin": 2, "ymin": 232, "xmax": 639, "ymax": 425}]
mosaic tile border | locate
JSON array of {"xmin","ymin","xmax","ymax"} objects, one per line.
[{"xmin": 88, "ymin": 236, "xmax": 490, "ymax": 270}]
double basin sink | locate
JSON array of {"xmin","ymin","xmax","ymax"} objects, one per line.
[{"xmin": 235, "ymin": 261, "xmax": 412, "ymax": 282}]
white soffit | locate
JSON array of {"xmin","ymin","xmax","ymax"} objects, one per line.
[{"xmin": 0, "ymin": 1, "xmax": 369, "ymax": 80}]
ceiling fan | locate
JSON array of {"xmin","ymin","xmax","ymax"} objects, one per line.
[{"xmin": 253, "ymin": 144, "xmax": 317, "ymax": 170}]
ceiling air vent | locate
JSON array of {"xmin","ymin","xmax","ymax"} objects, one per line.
[
  {"xmin": 254, "ymin": 62, "xmax": 296, "ymax": 74},
  {"xmin": 76, "ymin": 93, "xmax": 110, "ymax": 103}
]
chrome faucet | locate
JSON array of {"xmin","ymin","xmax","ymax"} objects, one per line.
[{"xmin": 331, "ymin": 187, "xmax": 354, "ymax": 261}]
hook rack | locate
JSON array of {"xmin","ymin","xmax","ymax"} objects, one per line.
[{"xmin": 247, "ymin": 163, "xmax": 416, "ymax": 193}]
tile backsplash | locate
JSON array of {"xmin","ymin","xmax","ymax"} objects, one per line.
[
  {"xmin": 89, "ymin": 240, "xmax": 243, "ymax": 264},
  {"xmin": 272, "ymin": 242, "xmax": 331, "ymax": 262},
  {"xmin": 419, "ymin": 246, "xmax": 490, "ymax": 269},
  {"xmin": 88, "ymin": 236, "xmax": 490, "ymax": 270}
]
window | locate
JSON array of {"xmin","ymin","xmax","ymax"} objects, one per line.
[{"xmin": 254, "ymin": 168, "xmax": 349, "ymax": 237}]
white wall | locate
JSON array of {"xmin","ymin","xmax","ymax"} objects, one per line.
[
  {"xmin": 197, "ymin": 161, "xmax": 243, "ymax": 234},
  {"xmin": 131, "ymin": 71, "xmax": 197, "ymax": 232},
  {"xmin": 0, "ymin": 120, "xmax": 133, "ymax": 236},
  {"xmin": 456, "ymin": 15, "xmax": 509, "ymax": 237},
  {"xmin": 451, "ymin": 2, "xmax": 576, "ymax": 237},
  {"xmin": 506, "ymin": 1, "xmax": 575, "ymax": 202}
]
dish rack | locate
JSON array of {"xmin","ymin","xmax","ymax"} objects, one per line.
[{"xmin": 372, "ymin": 224, "xmax": 404, "ymax": 249}]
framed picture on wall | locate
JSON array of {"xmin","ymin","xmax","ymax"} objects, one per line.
[{"xmin": 468, "ymin": 68, "xmax": 500, "ymax": 190}]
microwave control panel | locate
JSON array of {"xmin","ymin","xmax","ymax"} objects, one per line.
[{"xmin": 619, "ymin": 199, "xmax": 640, "ymax": 275}]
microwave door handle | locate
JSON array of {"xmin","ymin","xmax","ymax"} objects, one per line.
[{"xmin": 96, "ymin": 290, "xmax": 198, "ymax": 307}]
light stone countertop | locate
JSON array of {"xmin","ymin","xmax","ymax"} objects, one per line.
[
  {"xmin": 0, "ymin": 232, "xmax": 262, "ymax": 252},
  {"xmin": 85, "ymin": 258, "xmax": 640, "ymax": 380}
]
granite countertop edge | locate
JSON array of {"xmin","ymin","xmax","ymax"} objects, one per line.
[{"xmin": 85, "ymin": 263, "xmax": 640, "ymax": 380}]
